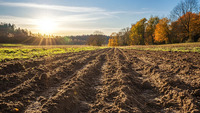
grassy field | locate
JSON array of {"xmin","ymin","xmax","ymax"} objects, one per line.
[
  {"xmin": 122, "ymin": 42, "xmax": 200, "ymax": 53},
  {"xmin": 0, "ymin": 44, "xmax": 107, "ymax": 62},
  {"xmin": 1, "ymin": 42, "xmax": 200, "ymax": 62}
]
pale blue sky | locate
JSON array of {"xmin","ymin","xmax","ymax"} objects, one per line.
[{"xmin": 0, "ymin": 0, "xmax": 190, "ymax": 35}]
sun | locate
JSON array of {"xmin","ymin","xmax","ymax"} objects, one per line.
[{"xmin": 35, "ymin": 18, "xmax": 57, "ymax": 34}]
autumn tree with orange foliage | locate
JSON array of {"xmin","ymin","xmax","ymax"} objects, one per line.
[
  {"xmin": 190, "ymin": 12, "xmax": 200, "ymax": 41},
  {"xmin": 171, "ymin": 12, "xmax": 200, "ymax": 42},
  {"xmin": 171, "ymin": 0, "xmax": 199, "ymax": 42},
  {"xmin": 154, "ymin": 18, "xmax": 171, "ymax": 44}
]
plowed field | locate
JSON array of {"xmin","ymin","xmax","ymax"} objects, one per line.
[{"xmin": 0, "ymin": 48, "xmax": 200, "ymax": 113}]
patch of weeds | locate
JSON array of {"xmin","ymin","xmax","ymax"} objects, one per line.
[
  {"xmin": 123, "ymin": 46, "xmax": 200, "ymax": 53},
  {"xmin": 0, "ymin": 46, "xmax": 107, "ymax": 62}
]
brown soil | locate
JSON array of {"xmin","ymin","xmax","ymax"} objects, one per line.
[{"xmin": 0, "ymin": 48, "xmax": 199, "ymax": 113}]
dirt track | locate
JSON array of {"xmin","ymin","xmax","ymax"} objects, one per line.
[{"xmin": 0, "ymin": 48, "xmax": 200, "ymax": 113}]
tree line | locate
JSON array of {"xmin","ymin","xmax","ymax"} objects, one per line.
[
  {"xmin": 108, "ymin": 0, "xmax": 200, "ymax": 46},
  {"xmin": 0, "ymin": 23, "xmax": 108, "ymax": 45},
  {"xmin": 0, "ymin": 22, "xmax": 70, "ymax": 45},
  {"xmin": 86, "ymin": 31, "xmax": 108, "ymax": 46}
]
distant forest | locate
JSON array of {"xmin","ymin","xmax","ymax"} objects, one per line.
[
  {"xmin": 0, "ymin": 23, "xmax": 109, "ymax": 45},
  {"xmin": 108, "ymin": 0, "xmax": 200, "ymax": 46}
]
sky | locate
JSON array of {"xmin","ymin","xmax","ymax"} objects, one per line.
[{"xmin": 0, "ymin": 0, "xmax": 184, "ymax": 36}]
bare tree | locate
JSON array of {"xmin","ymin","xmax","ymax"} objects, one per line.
[
  {"xmin": 119, "ymin": 27, "xmax": 130, "ymax": 46},
  {"xmin": 87, "ymin": 31, "xmax": 106, "ymax": 46},
  {"xmin": 93, "ymin": 31, "xmax": 104, "ymax": 35},
  {"xmin": 170, "ymin": 0, "xmax": 199, "ymax": 42}
]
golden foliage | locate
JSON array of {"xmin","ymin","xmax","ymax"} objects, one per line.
[
  {"xmin": 108, "ymin": 32, "xmax": 119, "ymax": 46},
  {"xmin": 154, "ymin": 18, "xmax": 170, "ymax": 43}
]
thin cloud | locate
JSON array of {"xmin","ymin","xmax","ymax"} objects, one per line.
[
  {"xmin": 125, "ymin": 11, "xmax": 168, "ymax": 15},
  {"xmin": 56, "ymin": 14, "xmax": 105, "ymax": 22},
  {"xmin": 57, "ymin": 27, "xmax": 122, "ymax": 36},
  {"xmin": 0, "ymin": 15, "xmax": 101, "ymax": 26},
  {"xmin": 0, "ymin": 15, "xmax": 113, "ymax": 30},
  {"xmin": 0, "ymin": 2, "xmax": 104, "ymax": 13},
  {"xmin": 0, "ymin": 2, "xmax": 124, "ymax": 18},
  {"xmin": 0, "ymin": 15, "xmax": 121, "ymax": 35},
  {"xmin": 0, "ymin": 16, "xmax": 35, "ymax": 25},
  {"xmin": 141, "ymin": 8, "xmax": 149, "ymax": 10},
  {"xmin": 0, "ymin": 2, "xmax": 127, "ymax": 35}
]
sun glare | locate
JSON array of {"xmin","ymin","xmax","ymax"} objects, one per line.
[{"xmin": 35, "ymin": 18, "xmax": 57, "ymax": 34}]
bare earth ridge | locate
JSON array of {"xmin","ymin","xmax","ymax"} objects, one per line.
[{"xmin": 0, "ymin": 48, "xmax": 199, "ymax": 113}]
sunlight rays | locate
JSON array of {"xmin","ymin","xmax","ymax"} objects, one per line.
[{"xmin": 35, "ymin": 18, "xmax": 57, "ymax": 34}]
